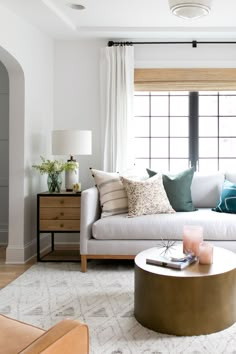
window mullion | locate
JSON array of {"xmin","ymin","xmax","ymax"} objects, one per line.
[{"xmin": 189, "ymin": 92, "xmax": 199, "ymax": 170}]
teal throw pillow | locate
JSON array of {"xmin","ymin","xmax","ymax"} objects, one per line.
[
  {"xmin": 146, "ymin": 167, "xmax": 196, "ymax": 212},
  {"xmin": 213, "ymin": 179, "xmax": 236, "ymax": 213}
]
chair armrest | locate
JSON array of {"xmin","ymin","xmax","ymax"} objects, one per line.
[
  {"xmin": 80, "ymin": 186, "xmax": 100, "ymax": 254},
  {"xmin": 20, "ymin": 320, "xmax": 89, "ymax": 354}
]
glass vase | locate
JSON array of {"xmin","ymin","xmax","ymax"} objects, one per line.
[{"xmin": 47, "ymin": 173, "xmax": 62, "ymax": 193}]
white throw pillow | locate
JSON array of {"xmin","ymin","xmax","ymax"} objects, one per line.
[
  {"xmin": 121, "ymin": 174, "xmax": 175, "ymax": 217},
  {"xmin": 90, "ymin": 168, "xmax": 128, "ymax": 217}
]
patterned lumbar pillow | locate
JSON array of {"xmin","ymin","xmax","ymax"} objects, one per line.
[
  {"xmin": 90, "ymin": 168, "xmax": 128, "ymax": 217},
  {"xmin": 213, "ymin": 179, "xmax": 236, "ymax": 213},
  {"xmin": 120, "ymin": 174, "xmax": 175, "ymax": 217}
]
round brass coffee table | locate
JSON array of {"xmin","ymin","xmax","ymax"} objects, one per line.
[{"xmin": 134, "ymin": 246, "xmax": 236, "ymax": 336}]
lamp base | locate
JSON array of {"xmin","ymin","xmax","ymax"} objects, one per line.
[{"xmin": 65, "ymin": 164, "xmax": 79, "ymax": 191}]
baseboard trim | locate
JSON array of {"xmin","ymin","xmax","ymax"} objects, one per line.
[
  {"xmin": 5, "ymin": 235, "xmax": 80, "ymax": 264},
  {"xmin": 6, "ymin": 234, "xmax": 50, "ymax": 264},
  {"xmin": 6, "ymin": 245, "xmax": 28, "ymax": 264}
]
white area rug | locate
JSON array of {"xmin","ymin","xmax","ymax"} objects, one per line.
[{"xmin": 0, "ymin": 261, "xmax": 236, "ymax": 354}]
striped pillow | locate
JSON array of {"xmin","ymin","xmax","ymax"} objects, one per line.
[{"xmin": 90, "ymin": 168, "xmax": 128, "ymax": 218}]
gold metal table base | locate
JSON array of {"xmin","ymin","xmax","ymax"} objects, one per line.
[{"xmin": 134, "ymin": 246, "xmax": 236, "ymax": 336}]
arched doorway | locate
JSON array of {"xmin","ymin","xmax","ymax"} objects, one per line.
[
  {"xmin": 0, "ymin": 61, "xmax": 9, "ymax": 258},
  {"xmin": 0, "ymin": 46, "xmax": 25, "ymax": 263}
]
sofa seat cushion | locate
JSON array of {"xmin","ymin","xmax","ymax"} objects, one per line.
[
  {"xmin": 92, "ymin": 208, "xmax": 236, "ymax": 241},
  {"xmin": 0, "ymin": 314, "xmax": 44, "ymax": 354}
]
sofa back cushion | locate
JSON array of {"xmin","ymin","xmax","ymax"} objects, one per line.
[
  {"xmin": 225, "ymin": 172, "xmax": 236, "ymax": 184},
  {"xmin": 191, "ymin": 172, "xmax": 224, "ymax": 208}
]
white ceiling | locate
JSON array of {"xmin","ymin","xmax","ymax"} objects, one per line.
[{"xmin": 1, "ymin": 0, "xmax": 236, "ymax": 40}]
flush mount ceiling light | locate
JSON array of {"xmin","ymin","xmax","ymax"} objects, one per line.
[{"xmin": 168, "ymin": 0, "xmax": 212, "ymax": 19}]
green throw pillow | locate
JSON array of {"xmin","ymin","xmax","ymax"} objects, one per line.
[
  {"xmin": 146, "ymin": 167, "xmax": 196, "ymax": 212},
  {"xmin": 213, "ymin": 179, "xmax": 236, "ymax": 213}
]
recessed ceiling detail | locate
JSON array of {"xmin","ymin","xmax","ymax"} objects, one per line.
[
  {"xmin": 42, "ymin": 0, "xmax": 76, "ymax": 30},
  {"xmin": 1, "ymin": 0, "xmax": 236, "ymax": 39}
]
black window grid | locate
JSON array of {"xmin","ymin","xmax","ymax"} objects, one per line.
[{"xmin": 134, "ymin": 91, "xmax": 236, "ymax": 171}]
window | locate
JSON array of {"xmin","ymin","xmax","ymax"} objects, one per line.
[
  {"xmin": 199, "ymin": 91, "xmax": 236, "ymax": 171},
  {"xmin": 134, "ymin": 90, "xmax": 236, "ymax": 172}
]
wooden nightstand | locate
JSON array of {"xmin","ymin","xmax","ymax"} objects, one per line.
[{"xmin": 37, "ymin": 191, "xmax": 81, "ymax": 261}]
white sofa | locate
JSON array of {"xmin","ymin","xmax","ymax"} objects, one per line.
[{"xmin": 80, "ymin": 172, "xmax": 236, "ymax": 272}]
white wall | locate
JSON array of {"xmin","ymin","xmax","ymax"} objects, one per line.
[
  {"xmin": 0, "ymin": 5, "xmax": 54, "ymax": 262},
  {"xmin": 0, "ymin": 61, "xmax": 9, "ymax": 245},
  {"xmin": 54, "ymin": 39, "xmax": 106, "ymax": 190}
]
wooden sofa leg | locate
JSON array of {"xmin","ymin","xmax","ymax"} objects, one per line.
[{"xmin": 81, "ymin": 255, "xmax": 87, "ymax": 272}]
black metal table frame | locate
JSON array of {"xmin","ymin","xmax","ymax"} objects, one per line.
[
  {"xmin": 37, "ymin": 230, "xmax": 80, "ymax": 262},
  {"xmin": 37, "ymin": 193, "xmax": 80, "ymax": 262}
]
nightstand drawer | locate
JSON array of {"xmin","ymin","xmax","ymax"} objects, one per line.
[
  {"xmin": 40, "ymin": 207, "xmax": 80, "ymax": 220},
  {"xmin": 40, "ymin": 219, "xmax": 80, "ymax": 231},
  {"xmin": 40, "ymin": 196, "xmax": 80, "ymax": 208}
]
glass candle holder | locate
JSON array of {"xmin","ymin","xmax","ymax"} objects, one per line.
[
  {"xmin": 183, "ymin": 225, "xmax": 203, "ymax": 256},
  {"xmin": 199, "ymin": 242, "xmax": 213, "ymax": 265}
]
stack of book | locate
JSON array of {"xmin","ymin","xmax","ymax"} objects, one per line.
[{"xmin": 146, "ymin": 253, "xmax": 197, "ymax": 270}]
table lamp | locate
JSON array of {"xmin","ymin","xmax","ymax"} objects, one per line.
[{"xmin": 52, "ymin": 130, "xmax": 92, "ymax": 191}]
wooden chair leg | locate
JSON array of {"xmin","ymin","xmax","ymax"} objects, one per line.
[{"xmin": 81, "ymin": 255, "xmax": 87, "ymax": 272}]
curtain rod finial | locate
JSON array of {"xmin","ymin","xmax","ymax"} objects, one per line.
[{"xmin": 108, "ymin": 41, "xmax": 114, "ymax": 47}]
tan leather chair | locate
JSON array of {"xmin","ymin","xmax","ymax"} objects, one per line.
[{"xmin": 0, "ymin": 314, "xmax": 89, "ymax": 354}]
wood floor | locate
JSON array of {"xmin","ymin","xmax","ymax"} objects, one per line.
[{"xmin": 0, "ymin": 247, "xmax": 35, "ymax": 289}]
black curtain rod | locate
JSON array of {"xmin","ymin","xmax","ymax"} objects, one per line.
[{"xmin": 108, "ymin": 40, "xmax": 236, "ymax": 48}]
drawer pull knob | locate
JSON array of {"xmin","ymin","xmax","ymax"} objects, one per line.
[
  {"xmin": 60, "ymin": 212, "xmax": 64, "ymax": 216},
  {"xmin": 60, "ymin": 223, "xmax": 64, "ymax": 228},
  {"xmin": 60, "ymin": 200, "xmax": 64, "ymax": 204}
]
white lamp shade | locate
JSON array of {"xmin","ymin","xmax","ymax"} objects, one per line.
[{"xmin": 52, "ymin": 130, "xmax": 92, "ymax": 156}]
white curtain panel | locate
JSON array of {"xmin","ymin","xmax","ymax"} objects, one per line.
[{"xmin": 100, "ymin": 45, "xmax": 134, "ymax": 172}]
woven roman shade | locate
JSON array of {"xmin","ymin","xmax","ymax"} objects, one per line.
[{"xmin": 134, "ymin": 68, "xmax": 236, "ymax": 91}]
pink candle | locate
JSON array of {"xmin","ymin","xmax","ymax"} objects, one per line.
[
  {"xmin": 183, "ymin": 225, "xmax": 203, "ymax": 256},
  {"xmin": 199, "ymin": 242, "xmax": 213, "ymax": 265}
]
